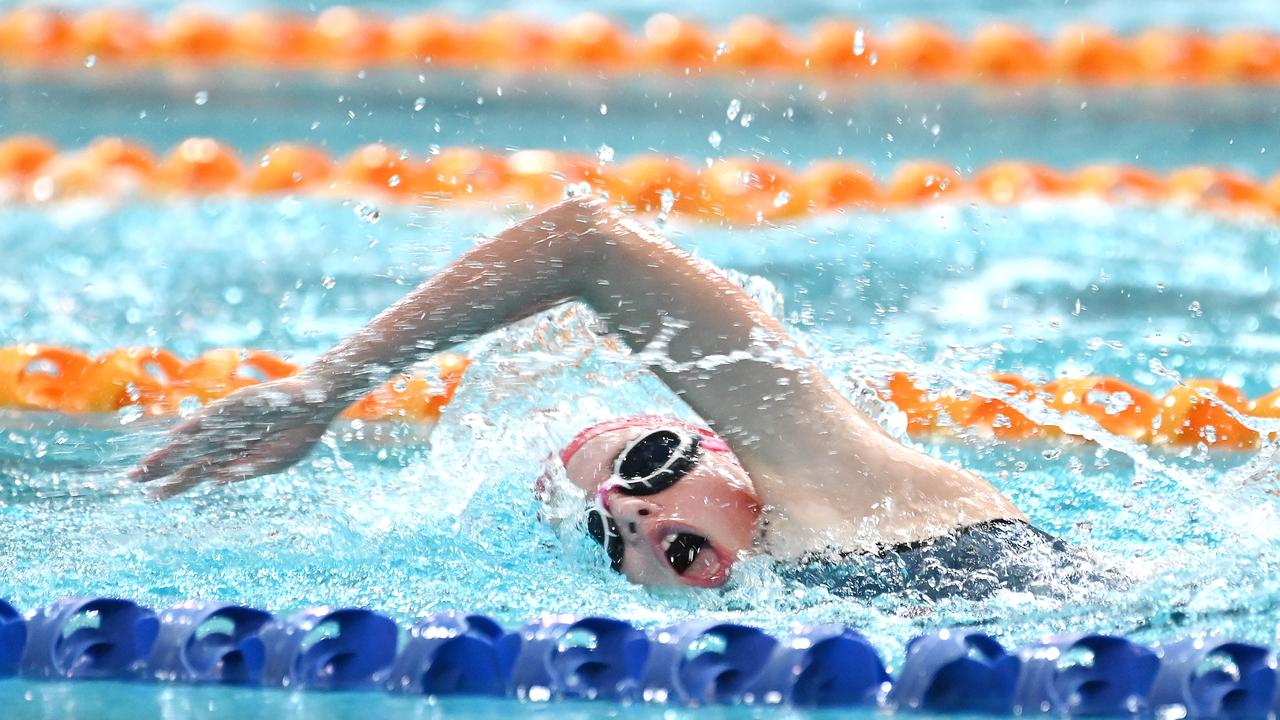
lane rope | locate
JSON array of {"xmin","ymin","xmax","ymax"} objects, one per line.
[
  {"xmin": 3, "ymin": 344, "xmax": 1276, "ymax": 449},
  {"xmin": 2, "ymin": 8, "xmax": 1279, "ymax": 86},
  {"xmin": 0, "ymin": 344, "xmax": 468, "ymax": 425},
  {"xmin": 0, "ymin": 596, "xmax": 1269, "ymax": 714},
  {"xmin": 2, "ymin": 136, "xmax": 1280, "ymax": 223}
]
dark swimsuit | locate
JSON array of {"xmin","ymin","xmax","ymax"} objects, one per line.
[{"xmin": 776, "ymin": 520, "xmax": 1098, "ymax": 601}]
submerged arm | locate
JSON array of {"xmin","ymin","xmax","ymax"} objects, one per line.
[{"xmin": 134, "ymin": 196, "xmax": 1020, "ymax": 549}]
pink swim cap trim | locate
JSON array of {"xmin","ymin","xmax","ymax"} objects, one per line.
[{"xmin": 559, "ymin": 415, "xmax": 733, "ymax": 468}]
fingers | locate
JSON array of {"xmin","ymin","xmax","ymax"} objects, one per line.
[
  {"xmin": 145, "ymin": 435, "xmax": 304, "ymax": 500},
  {"xmin": 146, "ymin": 464, "xmax": 209, "ymax": 500},
  {"xmin": 136, "ymin": 414, "xmax": 325, "ymax": 500},
  {"xmin": 130, "ymin": 416, "xmax": 205, "ymax": 484}
]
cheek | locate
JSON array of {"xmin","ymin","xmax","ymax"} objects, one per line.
[{"xmin": 664, "ymin": 475, "xmax": 761, "ymax": 541}]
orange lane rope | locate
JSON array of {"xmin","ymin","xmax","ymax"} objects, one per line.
[
  {"xmin": 0, "ymin": 345, "xmax": 469, "ymax": 424},
  {"xmin": 2, "ymin": 344, "xmax": 1278, "ymax": 450},
  {"xmin": 3, "ymin": 136, "xmax": 1280, "ymax": 222},
  {"xmin": 1, "ymin": 9, "xmax": 1279, "ymax": 86}
]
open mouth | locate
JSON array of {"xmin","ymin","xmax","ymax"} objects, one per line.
[
  {"xmin": 653, "ymin": 528, "xmax": 729, "ymax": 587},
  {"xmin": 662, "ymin": 531, "xmax": 708, "ymax": 574}
]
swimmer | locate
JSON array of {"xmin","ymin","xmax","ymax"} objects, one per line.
[{"xmin": 132, "ymin": 196, "xmax": 1078, "ymax": 599}]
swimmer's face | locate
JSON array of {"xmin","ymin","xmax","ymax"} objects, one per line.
[{"xmin": 563, "ymin": 424, "xmax": 762, "ymax": 588}]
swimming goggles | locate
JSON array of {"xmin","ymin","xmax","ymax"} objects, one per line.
[{"xmin": 585, "ymin": 427, "xmax": 702, "ymax": 573}]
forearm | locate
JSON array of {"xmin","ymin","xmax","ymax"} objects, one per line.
[
  {"xmin": 305, "ymin": 199, "xmax": 598, "ymax": 408},
  {"xmin": 575, "ymin": 205, "xmax": 881, "ymax": 478}
]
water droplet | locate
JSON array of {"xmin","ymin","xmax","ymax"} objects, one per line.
[
  {"xmin": 715, "ymin": 41, "xmax": 729, "ymax": 58},
  {"xmin": 596, "ymin": 144, "xmax": 614, "ymax": 164},
  {"xmin": 659, "ymin": 188, "xmax": 675, "ymax": 215},
  {"xmin": 931, "ymin": 124, "xmax": 941, "ymax": 137},
  {"xmin": 562, "ymin": 181, "xmax": 593, "ymax": 199},
  {"xmin": 387, "ymin": 174, "xmax": 401, "ymax": 188},
  {"xmin": 1188, "ymin": 300, "xmax": 1202, "ymax": 317},
  {"xmin": 773, "ymin": 190, "xmax": 790, "ymax": 208},
  {"xmin": 868, "ymin": 52, "xmax": 878, "ymax": 66},
  {"xmin": 414, "ymin": 97, "xmax": 426, "ymax": 111},
  {"xmin": 599, "ymin": 103, "xmax": 608, "ymax": 115},
  {"xmin": 194, "ymin": 91, "xmax": 208, "ymax": 106},
  {"xmin": 118, "ymin": 405, "xmax": 144, "ymax": 425},
  {"xmin": 707, "ymin": 131, "xmax": 722, "ymax": 149},
  {"xmin": 726, "ymin": 98, "xmax": 741, "ymax": 121},
  {"xmin": 84, "ymin": 55, "xmax": 96, "ymax": 68},
  {"xmin": 739, "ymin": 112, "xmax": 753, "ymax": 128},
  {"xmin": 354, "ymin": 202, "xmax": 381, "ymax": 224},
  {"xmin": 321, "ymin": 276, "xmax": 336, "ymax": 290},
  {"xmin": 853, "ymin": 28, "xmax": 865, "ymax": 56},
  {"xmin": 1042, "ymin": 448, "xmax": 1061, "ymax": 460}
]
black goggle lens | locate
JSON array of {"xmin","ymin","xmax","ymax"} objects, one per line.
[
  {"xmin": 615, "ymin": 429, "xmax": 700, "ymax": 497},
  {"xmin": 586, "ymin": 505, "xmax": 624, "ymax": 573}
]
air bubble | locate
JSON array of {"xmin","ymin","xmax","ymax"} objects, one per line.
[
  {"xmin": 178, "ymin": 396, "xmax": 201, "ymax": 417},
  {"xmin": 726, "ymin": 99, "xmax": 741, "ymax": 121},
  {"xmin": 773, "ymin": 191, "xmax": 790, "ymax": 208},
  {"xmin": 853, "ymin": 28, "xmax": 865, "ymax": 56},
  {"xmin": 355, "ymin": 202, "xmax": 381, "ymax": 224},
  {"xmin": 1100, "ymin": 390, "xmax": 1133, "ymax": 415},
  {"xmin": 194, "ymin": 91, "xmax": 209, "ymax": 106},
  {"xmin": 708, "ymin": 131, "xmax": 722, "ymax": 149},
  {"xmin": 414, "ymin": 97, "xmax": 426, "ymax": 112},
  {"xmin": 596, "ymin": 144, "xmax": 614, "ymax": 164},
  {"xmin": 321, "ymin": 276, "xmax": 336, "ymax": 290}
]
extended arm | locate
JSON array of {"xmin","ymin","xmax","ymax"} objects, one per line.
[{"xmin": 134, "ymin": 196, "xmax": 1020, "ymax": 551}]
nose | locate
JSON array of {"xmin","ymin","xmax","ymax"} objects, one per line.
[{"xmin": 603, "ymin": 493, "xmax": 657, "ymax": 536}]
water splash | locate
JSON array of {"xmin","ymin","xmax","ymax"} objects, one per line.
[{"xmin": 3, "ymin": 200, "xmax": 1280, "ymax": 655}]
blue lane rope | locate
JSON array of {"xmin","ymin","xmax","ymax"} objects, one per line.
[{"xmin": 0, "ymin": 596, "xmax": 1276, "ymax": 716}]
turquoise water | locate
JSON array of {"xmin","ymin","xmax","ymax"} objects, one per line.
[
  {"xmin": 4, "ymin": 1, "xmax": 1280, "ymax": 713},
  {"xmin": 3, "ymin": 198, "xmax": 1280, "ymax": 717}
]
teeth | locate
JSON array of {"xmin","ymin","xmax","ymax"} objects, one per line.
[{"xmin": 661, "ymin": 533, "xmax": 678, "ymax": 551}]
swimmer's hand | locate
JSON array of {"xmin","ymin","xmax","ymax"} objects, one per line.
[{"xmin": 130, "ymin": 375, "xmax": 337, "ymax": 500}]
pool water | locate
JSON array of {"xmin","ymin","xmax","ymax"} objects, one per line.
[
  {"xmin": 6, "ymin": 1, "xmax": 1280, "ymax": 715},
  {"xmin": 4, "ymin": 196, "xmax": 1280, "ymax": 717}
]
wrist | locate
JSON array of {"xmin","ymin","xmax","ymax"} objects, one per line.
[{"xmin": 296, "ymin": 366, "xmax": 351, "ymax": 416}]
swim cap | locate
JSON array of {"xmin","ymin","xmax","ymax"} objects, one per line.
[
  {"xmin": 558, "ymin": 415, "xmax": 733, "ymax": 468},
  {"xmin": 534, "ymin": 415, "xmax": 737, "ymax": 508}
]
